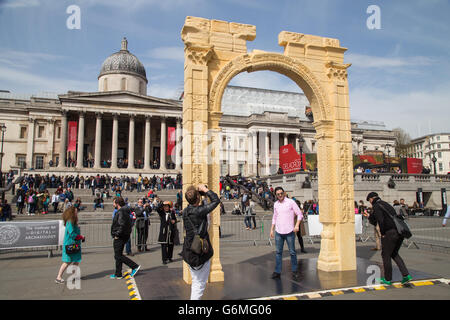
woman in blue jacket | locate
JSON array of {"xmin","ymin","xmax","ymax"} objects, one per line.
[{"xmin": 55, "ymin": 206, "xmax": 85, "ymax": 284}]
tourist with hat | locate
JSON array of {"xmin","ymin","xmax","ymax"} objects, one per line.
[
  {"xmin": 365, "ymin": 192, "xmax": 412, "ymax": 285},
  {"xmin": 156, "ymin": 200, "xmax": 178, "ymax": 264}
]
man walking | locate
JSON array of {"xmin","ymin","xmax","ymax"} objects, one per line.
[
  {"xmin": 270, "ymin": 187, "xmax": 302, "ymax": 281},
  {"xmin": 110, "ymin": 197, "xmax": 140, "ymax": 279},
  {"xmin": 365, "ymin": 192, "xmax": 412, "ymax": 285}
]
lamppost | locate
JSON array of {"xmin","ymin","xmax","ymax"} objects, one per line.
[
  {"xmin": 385, "ymin": 144, "xmax": 392, "ymax": 172},
  {"xmin": 432, "ymin": 154, "xmax": 437, "ymax": 175},
  {"xmin": 0, "ymin": 123, "xmax": 6, "ymax": 188},
  {"xmin": 298, "ymin": 135, "xmax": 305, "ymax": 171}
]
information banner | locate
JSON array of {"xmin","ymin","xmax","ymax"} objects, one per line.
[
  {"xmin": 406, "ymin": 158, "xmax": 423, "ymax": 174},
  {"xmin": 307, "ymin": 214, "xmax": 362, "ymax": 236},
  {"xmin": 167, "ymin": 126, "xmax": 176, "ymax": 156},
  {"xmin": 279, "ymin": 144, "xmax": 305, "ymax": 174},
  {"xmin": 0, "ymin": 220, "xmax": 64, "ymax": 250},
  {"xmin": 67, "ymin": 121, "xmax": 78, "ymax": 152}
]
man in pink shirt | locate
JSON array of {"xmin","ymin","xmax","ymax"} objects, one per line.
[{"xmin": 270, "ymin": 186, "xmax": 302, "ymax": 280}]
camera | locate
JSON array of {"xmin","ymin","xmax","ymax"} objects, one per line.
[{"xmin": 199, "ymin": 185, "xmax": 208, "ymax": 196}]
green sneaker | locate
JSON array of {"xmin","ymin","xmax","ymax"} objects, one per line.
[
  {"xmin": 378, "ymin": 278, "xmax": 392, "ymax": 285},
  {"xmin": 401, "ymin": 275, "xmax": 412, "ymax": 284}
]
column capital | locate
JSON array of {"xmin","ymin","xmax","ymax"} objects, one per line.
[
  {"xmin": 112, "ymin": 113, "xmax": 119, "ymax": 119},
  {"xmin": 28, "ymin": 117, "xmax": 36, "ymax": 123},
  {"xmin": 129, "ymin": 113, "xmax": 136, "ymax": 119},
  {"xmin": 95, "ymin": 112, "xmax": 103, "ymax": 119},
  {"xmin": 145, "ymin": 114, "xmax": 152, "ymax": 120},
  {"xmin": 79, "ymin": 111, "xmax": 86, "ymax": 118}
]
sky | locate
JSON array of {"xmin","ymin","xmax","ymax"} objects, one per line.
[{"xmin": 0, "ymin": 0, "xmax": 449, "ymax": 139}]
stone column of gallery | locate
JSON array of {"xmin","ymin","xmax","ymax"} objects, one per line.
[
  {"xmin": 58, "ymin": 111, "xmax": 68, "ymax": 168},
  {"xmin": 111, "ymin": 114, "xmax": 119, "ymax": 169},
  {"xmin": 94, "ymin": 113, "xmax": 102, "ymax": 169},
  {"xmin": 127, "ymin": 114, "xmax": 135, "ymax": 169},
  {"xmin": 76, "ymin": 112, "xmax": 85, "ymax": 169}
]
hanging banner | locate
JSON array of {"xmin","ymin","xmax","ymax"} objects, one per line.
[
  {"xmin": 406, "ymin": 158, "xmax": 423, "ymax": 174},
  {"xmin": 0, "ymin": 220, "xmax": 64, "ymax": 250},
  {"xmin": 167, "ymin": 126, "xmax": 176, "ymax": 156},
  {"xmin": 67, "ymin": 121, "xmax": 78, "ymax": 152},
  {"xmin": 279, "ymin": 144, "xmax": 305, "ymax": 174},
  {"xmin": 307, "ymin": 214, "xmax": 362, "ymax": 236}
]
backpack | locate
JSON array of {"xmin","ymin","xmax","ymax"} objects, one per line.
[{"xmin": 28, "ymin": 195, "xmax": 34, "ymax": 203}]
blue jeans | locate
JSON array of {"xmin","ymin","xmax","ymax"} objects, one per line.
[
  {"xmin": 244, "ymin": 216, "xmax": 252, "ymax": 228},
  {"xmin": 275, "ymin": 231, "xmax": 297, "ymax": 274}
]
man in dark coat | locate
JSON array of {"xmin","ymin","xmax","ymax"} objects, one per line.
[
  {"xmin": 157, "ymin": 200, "xmax": 177, "ymax": 264},
  {"xmin": 134, "ymin": 199, "xmax": 149, "ymax": 252},
  {"xmin": 110, "ymin": 197, "xmax": 140, "ymax": 279},
  {"xmin": 365, "ymin": 192, "xmax": 412, "ymax": 285},
  {"xmin": 181, "ymin": 184, "xmax": 220, "ymax": 300}
]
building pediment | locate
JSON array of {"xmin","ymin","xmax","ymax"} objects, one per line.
[{"xmin": 59, "ymin": 90, "xmax": 181, "ymax": 109}]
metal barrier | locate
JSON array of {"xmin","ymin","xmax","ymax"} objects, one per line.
[{"xmin": 2, "ymin": 215, "xmax": 449, "ymax": 256}]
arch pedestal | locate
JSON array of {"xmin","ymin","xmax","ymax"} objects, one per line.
[{"xmin": 181, "ymin": 17, "xmax": 356, "ymax": 283}]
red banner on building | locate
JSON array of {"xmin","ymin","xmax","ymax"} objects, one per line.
[
  {"xmin": 279, "ymin": 144, "xmax": 305, "ymax": 174},
  {"xmin": 407, "ymin": 158, "xmax": 423, "ymax": 174},
  {"xmin": 67, "ymin": 121, "xmax": 78, "ymax": 152},
  {"xmin": 167, "ymin": 127, "xmax": 176, "ymax": 156}
]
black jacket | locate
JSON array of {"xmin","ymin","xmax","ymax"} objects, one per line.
[
  {"xmin": 111, "ymin": 206, "xmax": 133, "ymax": 240},
  {"xmin": 157, "ymin": 204, "xmax": 177, "ymax": 244},
  {"xmin": 181, "ymin": 190, "xmax": 220, "ymax": 268},
  {"xmin": 134, "ymin": 206, "xmax": 147, "ymax": 229},
  {"xmin": 369, "ymin": 198, "xmax": 397, "ymax": 235}
]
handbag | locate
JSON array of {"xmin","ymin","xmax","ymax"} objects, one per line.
[
  {"xmin": 65, "ymin": 243, "xmax": 80, "ymax": 254},
  {"xmin": 379, "ymin": 202, "xmax": 412, "ymax": 239},
  {"xmin": 186, "ymin": 216, "xmax": 209, "ymax": 255}
]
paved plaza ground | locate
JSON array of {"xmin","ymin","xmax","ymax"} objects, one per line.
[{"xmin": 0, "ymin": 240, "xmax": 449, "ymax": 300}]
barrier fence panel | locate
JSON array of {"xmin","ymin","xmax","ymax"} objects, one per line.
[{"xmin": 1, "ymin": 215, "xmax": 449, "ymax": 256}]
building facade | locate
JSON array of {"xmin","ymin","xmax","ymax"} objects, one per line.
[
  {"xmin": 0, "ymin": 38, "xmax": 398, "ymax": 177},
  {"xmin": 407, "ymin": 133, "xmax": 450, "ymax": 174}
]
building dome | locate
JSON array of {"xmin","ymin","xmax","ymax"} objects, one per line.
[{"xmin": 98, "ymin": 37, "xmax": 147, "ymax": 83}]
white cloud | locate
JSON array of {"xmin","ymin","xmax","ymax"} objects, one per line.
[
  {"xmin": 0, "ymin": 0, "xmax": 40, "ymax": 8},
  {"xmin": 350, "ymin": 83, "xmax": 450, "ymax": 139},
  {"xmin": 229, "ymin": 71, "xmax": 302, "ymax": 93},
  {"xmin": 146, "ymin": 47, "xmax": 184, "ymax": 62},
  {"xmin": 0, "ymin": 49, "xmax": 65, "ymax": 69},
  {"xmin": 0, "ymin": 65, "xmax": 96, "ymax": 94},
  {"xmin": 346, "ymin": 53, "xmax": 434, "ymax": 69}
]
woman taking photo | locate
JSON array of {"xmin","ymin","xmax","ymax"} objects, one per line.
[{"xmin": 55, "ymin": 206, "xmax": 85, "ymax": 284}]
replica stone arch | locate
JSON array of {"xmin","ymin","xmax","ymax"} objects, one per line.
[{"xmin": 181, "ymin": 16, "xmax": 355, "ymax": 283}]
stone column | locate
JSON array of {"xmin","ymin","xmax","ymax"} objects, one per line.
[
  {"xmin": 295, "ymin": 134, "xmax": 299, "ymax": 153},
  {"xmin": 252, "ymin": 131, "xmax": 258, "ymax": 175},
  {"xmin": 264, "ymin": 130, "xmax": 270, "ymax": 175},
  {"xmin": 144, "ymin": 116, "xmax": 151, "ymax": 170},
  {"xmin": 47, "ymin": 119, "xmax": 55, "ymax": 167},
  {"xmin": 284, "ymin": 133, "xmax": 288, "ymax": 146},
  {"xmin": 94, "ymin": 113, "xmax": 102, "ymax": 169},
  {"xmin": 26, "ymin": 118, "xmax": 35, "ymax": 169},
  {"xmin": 175, "ymin": 117, "xmax": 182, "ymax": 170},
  {"xmin": 160, "ymin": 116, "xmax": 166, "ymax": 170},
  {"xmin": 58, "ymin": 111, "xmax": 67, "ymax": 168},
  {"xmin": 76, "ymin": 112, "xmax": 85, "ymax": 169},
  {"xmin": 128, "ymin": 114, "xmax": 135, "ymax": 169},
  {"xmin": 247, "ymin": 132, "xmax": 253, "ymax": 175},
  {"xmin": 111, "ymin": 114, "xmax": 119, "ymax": 169}
]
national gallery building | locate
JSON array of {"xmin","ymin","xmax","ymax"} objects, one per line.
[{"xmin": 0, "ymin": 38, "xmax": 396, "ymax": 177}]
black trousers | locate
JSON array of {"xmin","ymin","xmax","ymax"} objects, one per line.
[
  {"xmin": 113, "ymin": 238, "xmax": 139, "ymax": 277},
  {"xmin": 161, "ymin": 243, "xmax": 174, "ymax": 262},
  {"xmin": 381, "ymin": 229, "xmax": 409, "ymax": 281},
  {"xmin": 296, "ymin": 231, "xmax": 305, "ymax": 250},
  {"xmin": 137, "ymin": 224, "xmax": 149, "ymax": 251}
]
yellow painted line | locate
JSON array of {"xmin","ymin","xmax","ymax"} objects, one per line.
[
  {"xmin": 412, "ymin": 281, "xmax": 434, "ymax": 287},
  {"xmin": 283, "ymin": 296, "xmax": 298, "ymax": 300},
  {"xmin": 131, "ymin": 297, "xmax": 139, "ymax": 300},
  {"xmin": 393, "ymin": 284, "xmax": 403, "ymax": 288},
  {"xmin": 126, "ymin": 281, "xmax": 132, "ymax": 285},
  {"xmin": 373, "ymin": 286, "xmax": 387, "ymax": 290},
  {"xmin": 331, "ymin": 291, "xmax": 344, "ymax": 296},
  {"xmin": 125, "ymin": 276, "xmax": 131, "ymax": 280},
  {"xmin": 307, "ymin": 293, "xmax": 322, "ymax": 299},
  {"xmin": 129, "ymin": 290, "xmax": 136, "ymax": 296},
  {"xmin": 352, "ymin": 288, "xmax": 366, "ymax": 293},
  {"xmin": 127, "ymin": 285, "xmax": 134, "ymax": 290}
]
